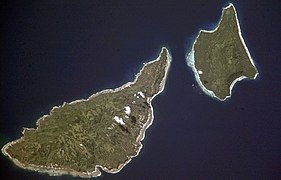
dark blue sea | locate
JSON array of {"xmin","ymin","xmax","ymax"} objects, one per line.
[{"xmin": 1, "ymin": 0, "xmax": 280, "ymax": 179}]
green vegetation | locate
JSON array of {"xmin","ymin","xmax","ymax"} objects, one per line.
[
  {"xmin": 2, "ymin": 47, "xmax": 170, "ymax": 177},
  {"xmin": 193, "ymin": 4, "xmax": 258, "ymax": 100}
]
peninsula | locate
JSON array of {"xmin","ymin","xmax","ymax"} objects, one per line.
[
  {"xmin": 186, "ymin": 3, "xmax": 258, "ymax": 101},
  {"xmin": 2, "ymin": 47, "xmax": 171, "ymax": 178}
]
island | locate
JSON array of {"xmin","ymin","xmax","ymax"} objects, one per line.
[
  {"xmin": 186, "ymin": 3, "xmax": 258, "ymax": 101},
  {"xmin": 2, "ymin": 47, "xmax": 171, "ymax": 178}
]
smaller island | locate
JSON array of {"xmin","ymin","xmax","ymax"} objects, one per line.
[{"xmin": 186, "ymin": 3, "xmax": 258, "ymax": 101}]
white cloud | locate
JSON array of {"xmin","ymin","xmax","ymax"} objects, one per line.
[
  {"xmin": 113, "ymin": 116, "xmax": 125, "ymax": 125},
  {"xmin": 198, "ymin": 70, "xmax": 203, "ymax": 74},
  {"xmin": 124, "ymin": 106, "xmax": 131, "ymax": 115},
  {"xmin": 137, "ymin": 91, "xmax": 145, "ymax": 98}
]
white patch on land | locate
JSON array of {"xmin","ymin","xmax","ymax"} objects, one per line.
[
  {"xmin": 124, "ymin": 106, "xmax": 131, "ymax": 115},
  {"xmin": 113, "ymin": 116, "xmax": 125, "ymax": 125},
  {"xmin": 79, "ymin": 143, "xmax": 84, "ymax": 147},
  {"xmin": 137, "ymin": 91, "xmax": 145, "ymax": 98},
  {"xmin": 198, "ymin": 70, "xmax": 203, "ymax": 74}
]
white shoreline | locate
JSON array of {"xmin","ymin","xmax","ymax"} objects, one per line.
[
  {"xmin": 2, "ymin": 47, "xmax": 172, "ymax": 178},
  {"xmin": 186, "ymin": 3, "xmax": 259, "ymax": 101}
]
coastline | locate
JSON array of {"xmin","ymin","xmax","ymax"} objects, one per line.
[
  {"xmin": 186, "ymin": 3, "xmax": 259, "ymax": 101},
  {"xmin": 1, "ymin": 47, "xmax": 172, "ymax": 178}
]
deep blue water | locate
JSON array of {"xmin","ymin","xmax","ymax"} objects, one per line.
[{"xmin": 1, "ymin": 0, "xmax": 280, "ymax": 179}]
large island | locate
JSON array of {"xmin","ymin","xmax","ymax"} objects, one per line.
[
  {"xmin": 2, "ymin": 47, "xmax": 171, "ymax": 178},
  {"xmin": 186, "ymin": 3, "xmax": 258, "ymax": 101}
]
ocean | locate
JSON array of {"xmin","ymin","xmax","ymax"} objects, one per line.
[{"xmin": 1, "ymin": 0, "xmax": 280, "ymax": 179}]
